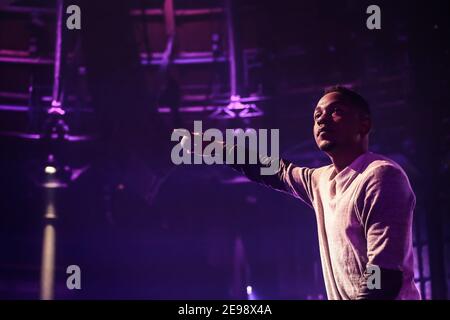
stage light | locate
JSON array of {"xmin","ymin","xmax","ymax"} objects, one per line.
[
  {"xmin": 41, "ymin": 154, "xmax": 71, "ymax": 188},
  {"xmin": 40, "ymin": 223, "xmax": 56, "ymax": 300},
  {"xmin": 246, "ymin": 285, "xmax": 258, "ymax": 300},
  {"xmin": 45, "ymin": 166, "xmax": 57, "ymax": 174},
  {"xmin": 246, "ymin": 285, "xmax": 252, "ymax": 295}
]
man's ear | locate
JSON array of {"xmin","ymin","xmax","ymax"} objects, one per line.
[{"xmin": 359, "ymin": 116, "xmax": 371, "ymax": 135}]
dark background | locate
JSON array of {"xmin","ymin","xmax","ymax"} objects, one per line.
[{"xmin": 0, "ymin": 0, "xmax": 449, "ymax": 299}]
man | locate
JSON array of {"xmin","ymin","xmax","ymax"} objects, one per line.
[{"xmin": 178, "ymin": 86, "xmax": 420, "ymax": 300}]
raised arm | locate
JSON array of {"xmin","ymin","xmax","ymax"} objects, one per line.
[{"xmin": 172, "ymin": 129, "xmax": 316, "ymax": 208}]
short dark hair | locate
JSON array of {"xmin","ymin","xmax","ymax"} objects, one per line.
[{"xmin": 323, "ymin": 85, "xmax": 370, "ymax": 117}]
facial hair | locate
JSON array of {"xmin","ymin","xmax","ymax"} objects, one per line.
[{"xmin": 319, "ymin": 140, "xmax": 337, "ymax": 152}]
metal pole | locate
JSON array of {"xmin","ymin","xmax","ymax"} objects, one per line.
[
  {"xmin": 40, "ymin": 0, "xmax": 64, "ymax": 299},
  {"xmin": 51, "ymin": 0, "xmax": 63, "ymax": 107},
  {"xmin": 225, "ymin": 0, "xmax": 237, "ymax": 97}
]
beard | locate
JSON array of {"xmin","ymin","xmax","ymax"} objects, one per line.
[{"xmin": 318, "ymin": 140, "xmax": 337, "ymax": 152}]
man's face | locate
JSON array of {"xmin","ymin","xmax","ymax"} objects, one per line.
[{"xmin": 313, "ymin": 92, "xmax": 369, "ymax": 153}]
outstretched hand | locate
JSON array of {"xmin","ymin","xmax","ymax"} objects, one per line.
[{"xmin": 172, "ymin": 129, "xmax": 218, "ymax": 156}]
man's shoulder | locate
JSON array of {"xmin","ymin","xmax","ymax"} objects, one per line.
[
  {"xmin": 360, "ymin": 152, "xmax": 411, "ymax": 184},
  {"xmin": 358, "ymin": 152, "xmax": 416, "ymax": 206},
  {"xmin": 311, "ymin": 162, "xmax": 334, "ymax": 176}
]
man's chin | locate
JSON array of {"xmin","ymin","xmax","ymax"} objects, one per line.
[{"xmin": 318, "ymin": 141, "xmax": 336, "ymax": 152}]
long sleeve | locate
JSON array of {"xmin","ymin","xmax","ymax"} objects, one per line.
[
  {"xmin": 224, "ymin": 143, "xmax": 316, "ymax": 208},
  {"xmin": 356, "ymin": 164, "xmax": 416, "ymax": 299}
]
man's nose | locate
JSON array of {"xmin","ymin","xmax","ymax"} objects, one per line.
[{"xmin": 316, "ymin": 112, "xmax": 331, "ymax": 125}]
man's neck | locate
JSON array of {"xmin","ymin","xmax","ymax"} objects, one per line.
[{"xmin": 328, "ymin": 147, "xmax": 367, "ymax": 173}]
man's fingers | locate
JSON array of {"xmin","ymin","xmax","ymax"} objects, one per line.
[{"xmin": 173, "ymin": 129, "xmax": 206, "ymax": 155}]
